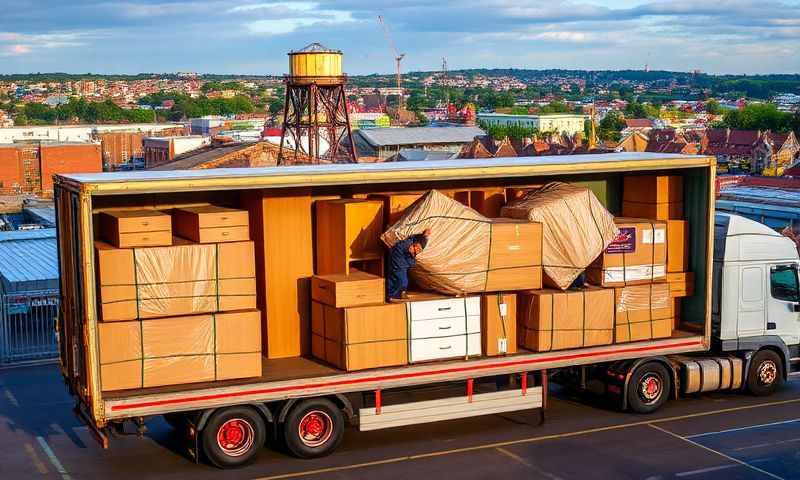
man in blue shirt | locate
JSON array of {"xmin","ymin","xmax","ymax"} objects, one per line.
[{"xmin": 387, "ymin": 228, "xmax": 431, "ymax": 301}]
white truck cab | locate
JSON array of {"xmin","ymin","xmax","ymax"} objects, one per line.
[{"xmin": 712, "ymin": 213, "xmax": 800, "ymax": 394}]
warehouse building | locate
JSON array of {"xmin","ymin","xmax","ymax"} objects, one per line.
[
  {"xmin": 349, "ymin": 126, "xmax": 485, "ymax": 160},
  {"xmin": 0, "ymin": 142, "xmax": 102, "ymax": 196},
  {"xmin": 477, "ymin": 113, "xmax": 587, "ymax": 136}
]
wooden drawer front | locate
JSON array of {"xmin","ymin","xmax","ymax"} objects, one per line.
[
  {"xmin": 196, "ymin": 225, "xmax": 250, "ymax": 243},
  {"xmin": 117, "ymin": 230, "xmax": 172, "ymax": 248},
  {"xmin": 409, "ymin": 333, "xmax": 481, "ymax": 363},
  {"xmin": 408, "ymin": 297, "xmax": 479, "ymax": 321},
  {"xmin": 410, "ymin": 315, "xmax": 480, "ymax": 340},
  {"xmin": 196, "ymin": 209, "xmax": 249, "ymax": 229}
]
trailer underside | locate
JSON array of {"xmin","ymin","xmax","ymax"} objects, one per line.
[{"xmin": 100, "ymin": 331, "xmax": 705, "ymax": 421}]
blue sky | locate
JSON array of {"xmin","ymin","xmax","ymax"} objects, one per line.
[{"xmin": 0, "ymin": 0, "xmax": 798, "ymax": 75}]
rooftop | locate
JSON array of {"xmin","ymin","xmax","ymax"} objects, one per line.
[
  {"xmin": 0, "ymin": 228, "xmax": 58, "ymax": 293},
  {"xmin": 356, "ymin": 126, "xmax": 485, "ymax": 148}
]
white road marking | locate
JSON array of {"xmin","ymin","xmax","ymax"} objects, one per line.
[
  {"xmin": 676, "ymin": 464, "xmax": 739, "ymax": 477},
  {"xmin": 36, "ymin": 436, "xmax": 71, "ymax": 480},
  {"xmin": 648, "ymin": 424, "xmax": 784, "ymax": 480},
  {"xmin": 686, "ymin": 418, "xmax": 800, "ymax": 439},
  {"xmin": 733, "ymin": 437, "xmax": 800, "ymax": 452},
  {"xmin": 24, "ymin": 442, "xmax": 49, "ymax": 474},
  {"xmin": 3, "ymin": 386, "xmax": 19, "ymax": 407}
]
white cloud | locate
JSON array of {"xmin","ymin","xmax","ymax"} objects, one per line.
[{"xmin": 239, "ymin": 2, "xmax": 356, "ymax": 35}]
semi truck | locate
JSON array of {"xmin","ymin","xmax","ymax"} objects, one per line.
[{"xmin": 53, "ymin": 152, "xmax": 800, "ymax": 468}]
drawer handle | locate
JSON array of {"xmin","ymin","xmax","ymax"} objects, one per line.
[
  {"xmin": 439, "ymin": 345, "xmax": 452, "ymax": 350},
  {"xmin": 221, "ymin": 216, "xmax": 229, "ymax": 220},
  {"xmin": 437, "ymin": 307, "xmax": 452, "ymax": 311},
  {"xmin": 317, "ymin": 285, "xmax": 328, "ymax": 290},
  {"xmin": 222, "ymin": 231, "xmax": 229, "ymax": 236},
  {"xmin": 141, "ymin": 221, "xmax": 149, "ymax": 226},
  {"xmin": 438, "ymin": 326, "xmax": 452, "ymax": 330}
]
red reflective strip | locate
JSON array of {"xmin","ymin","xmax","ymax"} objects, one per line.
[
  {"xmin": 375, "ymin": 389, "xmax": 382, "ymax": 415},
  {"xmin": 467, "ymin": 379, "xmax": 474, "ymax": 403},
  {"xmin": 521, "ymin": 372, "xmax": 527, "ymax": 396},
  {"xmin": 109, "ymin": 339, "xmax": 703, "ymax": 412}
]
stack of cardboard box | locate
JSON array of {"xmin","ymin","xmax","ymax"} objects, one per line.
[{"xmin": 95, "ymin": 206, "xmax": 262, "ymax": 392}]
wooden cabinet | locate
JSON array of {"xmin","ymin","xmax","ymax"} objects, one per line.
[
  {"xmin": 406, "ymin": 296, "xmax": 481, "ymax": 363},
  {"xmin": 315, "ymin": 199, "xmax": 384, "ymax": 275},
  {"xmin": 242, "ymin": 189, "xmax": 314, "ymax": 359}
]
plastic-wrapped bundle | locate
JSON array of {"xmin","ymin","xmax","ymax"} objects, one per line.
[
  {"xmin": 500, "ymin": 182, "xmax": 617, "ymax": 290},
  {"xmin": 381, "ymin": 190, "xmax": 542, "ymax": 295},
  {"xmin": 614, "ymin": 283, "xmax": 673, "ymax": 342}
]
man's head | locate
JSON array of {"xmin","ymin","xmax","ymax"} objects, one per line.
[{"xmin": 408, "ymin": 231, "xmax": 429, "ymax": 257}]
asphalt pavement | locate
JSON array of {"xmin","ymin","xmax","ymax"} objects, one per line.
[{"xmin": 3, "ymin": 363, "xmax": 800, "ymax": 480}]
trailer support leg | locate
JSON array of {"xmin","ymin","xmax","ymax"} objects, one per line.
[
  {"xmin": 466, "ymin": 379, "xmax": 474, "ymax": 402},
  {"xmin": 521, "ymin": 372, "xmax": 528, "ymax": 396},
  {"xmin": 375, "ymin": 389, "xmax": 382, "ymax": 415}
]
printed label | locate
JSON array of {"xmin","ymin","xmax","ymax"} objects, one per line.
[
  {"xmin": 643, "ymin": 228, "xmax": 666, "ymax": 244},
  {"xmin": 607, "ymin": 227, "xmax": 636, "ymax": 254}
]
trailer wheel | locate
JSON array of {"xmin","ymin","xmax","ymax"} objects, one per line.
[
  {"xmin": 627, "ymin": 363, "xmax": 670, "ymax": 414},
  {"xmin": 283, "ymin": 398, "xmax": 344, "ymax": 459},
  {"xmin": 747, "ymin": 350, "xmax": 783, "ymax": 396},
  {"xmin": 201, "ymin": 406, "xmax": 265, "ymax": 468}
]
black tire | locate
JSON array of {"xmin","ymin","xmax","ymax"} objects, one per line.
[
  {"xmin": 283, "ymin": 398, "xmax": 344, "ymax": 459},
  {"xmin": 201, "ymin": 406, "xmax": 266, "ymax": 469},
  {"xmin": 627, "ymin": 362, "xmax": 671, "ymax": 414},
  {"xmin": 747, "ymin": 350, "xmax": 783, "ymax": 397}
]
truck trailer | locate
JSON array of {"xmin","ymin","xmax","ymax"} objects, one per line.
[{"xmin": 53, "ymin": 152, "xmax": 800, "ymax": 468}]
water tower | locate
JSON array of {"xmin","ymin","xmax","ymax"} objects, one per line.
[{"xmin": 278, "ymin": 43, "xmax": 357, "ymax": 164}]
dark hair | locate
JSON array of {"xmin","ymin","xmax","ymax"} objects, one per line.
[{"xmin": 417, "ymin": 235, "xmax": 428, "ymax": 249}]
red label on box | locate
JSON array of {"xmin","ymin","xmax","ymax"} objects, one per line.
[{"xmin": 606, "ymin": 227, "xmax": 636, "ymax": 254}]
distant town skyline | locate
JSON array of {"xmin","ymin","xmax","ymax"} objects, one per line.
[{"xmin": 1, "ymin": 0, "xmax": 799, "ymax": 76}]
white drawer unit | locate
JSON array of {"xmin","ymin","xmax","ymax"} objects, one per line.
[
  {"xmin": 409, "ymin": 315, "xmax": 480, "ymax": 340},
  {"xmin": 407, "ymin": 296, "xmax": 480, "ymax": 322},
  {"xmin": 410, "ymin": 333, "xmax": 481, "ymax": 363}
]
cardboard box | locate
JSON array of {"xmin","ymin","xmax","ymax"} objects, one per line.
[
  {"xmin": 97, "ymin": 310, "xmax": 263, "ymax": 391},
  {"xmin": 489, "ymin": 220, "xmax": 543, "ymax": 269},
  {"xmin": 316, "ymin": 199, "xmax": 384, "ymax": 276},
  {"xmin": 667, "ymin": 271, "xmax": 695, "ymax": 298},
  {"xmin": 517, "ymin": 287, "xmax": 614, "ymax": 352},
  {"xmin": 482, "ymin": 293, "xmax": 517, "ymax": 356},
  {"xmin": 95, "ymin": 240, "xmax": 256, "ymax": 321},
  {"xmin": 623, "ymin": 175, "xmax": 683, "ymax": 204},
  {"xmin": 666, "ymin": 220, "xmax": 689, "ymax": 273},
  {"xmin": 311, "ymin": 302, "xmax": 407, "ymax": 371},
  {"xmin": 100, "ymin": 209, "xmax": 172, "ymax": 248},
  {"xmin": 311, "ymin": 270, "xmax": 384, "ymax": 308},
  {"xmin": 215, "ymin": 310, "xmax": 262, "ymax": 380},
  {"xmin": 470, "ymin": 188, "xmax": 506, "ymax": 218},
  {"xmin": 173, "ymin": 205, "xmax": 250, "ymax": 243},
  {"xmin": 614, "ymin": 283, "xmax": 673, "ymax": 342},
  {"xmin": 587, "ymin": 218, "xmax": 667, "ymax": 287},
  {"xmin": 621, "ymin": 201, "xmax": 684, "ymax": 221}
]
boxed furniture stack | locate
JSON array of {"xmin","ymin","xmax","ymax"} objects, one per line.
[{"xmin": 95, "ymin": 206, "xmax": 262, "ymax": 392}]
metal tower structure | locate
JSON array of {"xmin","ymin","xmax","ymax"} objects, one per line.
[{"xmin": 278, "ymin": 43, "xmax": 357, "ymax": 165}]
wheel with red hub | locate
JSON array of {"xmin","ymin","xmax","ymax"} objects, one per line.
[
  {"xmin": 747, "ymin": 350, "xmax": 783, "ymax": 397},
  {"xmin": 202, "ymin": 406, "xmax": 266, "ymax": 468},
  {"xmin": 283, "ymin": 398, "xmax": 344, "ymax": 458},
  {"xmin": 627, "ymin": 362, "xmax": 671, "ymax": 414}
]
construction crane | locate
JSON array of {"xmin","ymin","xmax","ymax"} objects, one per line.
[
  {"xmin": 377, "ymin": 15, "xmax": 405, "ymax": 112},
  {"xmin": 442, "ymin": 57, "xmax": 449, "ymax": 106}
]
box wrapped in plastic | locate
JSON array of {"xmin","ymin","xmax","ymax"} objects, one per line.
[
  {"xmin": 380, "ymin": 190, "xmax": 542, "ymax": 295},
  {"xmin": 501, "ymin": 182, "xmax": 617, "ymax": 290},
  {"xmin": 614, "ymin": 283, "xmax": 673, "ymax": 342}
]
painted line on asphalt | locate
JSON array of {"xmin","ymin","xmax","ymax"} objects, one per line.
[
  {"xmin": 252, "ymin": 397, "xmax": 800, "ymax": 480},
  {"xmin": 495, "ymin": 447, "xmax": 533, "ymax": 468},
  {"xmin": 24, "ymin": 442, "xmax": 49, "ymax": 475},
  {"xmin": 686, "ymin": 418, "xmax": 800, "ymax": 439},
  {"xmin": 3, "ymin": 386, "xmax": 19, "ymax": 407},
  {"xmin": 733, "ymin": 437, "xmax": 800, "ymax": 452},
  {"xmin": 675, "ymin": 464, "xmax": 739, "ymax": 477},
  {"xmin": 648, "ymin": 424, "xmax": 784, "ymax": 480},
  {"xmin": 36, "ymin": 436, "xmax": 71, "ymax": 480}
]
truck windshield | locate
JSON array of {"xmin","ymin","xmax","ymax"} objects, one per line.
[{"xmin": 770, "ymin": 265, "xmax": 800, "ymax": 303}]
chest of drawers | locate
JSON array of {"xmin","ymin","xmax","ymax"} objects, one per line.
[{"xmin": 406, "ymin": 296, "xmax": 481, "ymax": 363}]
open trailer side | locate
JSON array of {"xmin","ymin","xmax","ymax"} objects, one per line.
[{"xmin": 54, "ymin": 152, "xmax": 717, "ymax": 466}]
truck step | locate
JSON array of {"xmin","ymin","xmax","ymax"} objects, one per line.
[{"xmin": 672, "ymin": 356, "xmax": 743, "ymax": 394}]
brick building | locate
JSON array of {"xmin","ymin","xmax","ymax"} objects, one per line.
[
  {"xmin": 143, "ymin": 136, "xmax": 209, "ymax": 169},
  {"xmin": 0, "ymin": 143, "xmax": 102, "ymax": 196},
  {"xmin": 97, "ymin": 126, "xmax": 186, "ymax": 170}
]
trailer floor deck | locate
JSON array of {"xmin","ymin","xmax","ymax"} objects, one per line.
[{"xmin": 103, "ymin": 329, "xmax": 702, "ymax": 401}]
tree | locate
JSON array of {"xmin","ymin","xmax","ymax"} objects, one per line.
[
  {"xmin": 598, "ymin": 111, "xmax": 626, "ymax": 141},
  {"xmin": 705, "ymin": 99, "xmax": 721, "ymax": 115},
  {"xmin": 719, "ymin": 103, "xmax": 794, "ymax": 132},
  {"xmin": 538, "ymin": 101, "xmax": 570, "ymax": 114}
]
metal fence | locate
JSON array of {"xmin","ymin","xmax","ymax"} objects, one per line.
[{"xmin": 0, "ymin": 290, "xmax": 60, "ymax": 365}]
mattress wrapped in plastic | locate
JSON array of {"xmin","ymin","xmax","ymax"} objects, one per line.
[
  {"xmin": 500, "ymin": 182, "xmax": 617, "ymax": 290},
  {"xmin": 380, "ymin": 190, "xmax": 542, "ymax": 295}
]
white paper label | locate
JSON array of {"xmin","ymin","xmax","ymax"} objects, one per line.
[
  {"xmin": 499, "ymin": 303, "xmax": 508, "ymax": 316},
  {"xmin": 498, "ymin": 338, "xmax": 508, "ymax": 354},
  {"xmin": 643, "ymin": 228, "xmax": 666, "ymax": 244}
]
